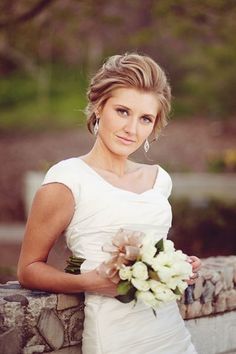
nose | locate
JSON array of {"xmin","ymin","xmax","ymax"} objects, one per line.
[{"xmin": 123, "ymin": 117, "xmax": 138, "ymax": 135}]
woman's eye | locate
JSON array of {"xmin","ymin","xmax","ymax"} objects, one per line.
[
  {"xmin": 142, "ymin": 116, "xmax": 153, "ymax": 124},
  {"xmin": 117, "ymin": 108, "xmax": 128, "ymax": 117}
]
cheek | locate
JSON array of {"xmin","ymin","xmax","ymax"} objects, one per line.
[
  {"xmin": 100, "ymin": 111, "xmax": 122, "ymax": 132},
  {"xmin": 139, "ymin": 124, "xmax": 155, "ymax": 139},
  {"xmin": 101, "ymin": 116, "xmax": 116, "ymax": 133}
]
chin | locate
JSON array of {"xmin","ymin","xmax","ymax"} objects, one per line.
[{"xmin": 108, "ymin": 144, "xmax": 137, "ymax": 157}]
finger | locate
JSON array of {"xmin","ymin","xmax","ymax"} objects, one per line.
[
  {"xmin": 193, "ymin": 265, "xmax": 201, "ymax": 272},
  {"xmin": 188, "ymin": 256, "xmax": 201, "ymax": 264},
  {"xmin": 187, "ymin": 274, "xmax": 200, "ymax": 284},
  {"xmin": 191, "ymin": 271, "xmax": 200, "ymax": 279},
  {"xmin": 187, "ymin": 256, "xmax": 202, "ymax": 269},
  {"xmin": 110, "ymin": 274, "xmax": 120, "ymax": 284}
]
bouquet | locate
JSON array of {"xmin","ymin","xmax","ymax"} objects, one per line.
[
  {"xmin": 97, "ymin": 229, "xmax": 193, "ymax": 315},
  {"xmin": 65, "ymin": 228, "xmax": 193, "ymax": 316}
]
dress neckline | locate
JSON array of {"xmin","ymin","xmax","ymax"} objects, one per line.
[{"xmin": 77, "ymin": 157, "xmax": 162, "ymax": 196}]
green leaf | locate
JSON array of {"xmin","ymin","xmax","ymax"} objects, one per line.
[
  {"xmin": 148, "ymin": 270, "xmax": 160, "ymax": 281},
  {"xmin": 154, "ymin": 238, "xmax": 164, "ymax": 255},
  {"xmin": 117, "ymin": 280, "xmax": 132, "ymax": 295},
  {"xmin": 116, "ymin": 284, "xmax": 136, "ymax": 304},
  {"xmin": 64, "ymin": 256, "xmax": 85, "ymax": 274},
  {"xmin": 173, "ymin": 287, "xmax": 182, "ymax": 296}
]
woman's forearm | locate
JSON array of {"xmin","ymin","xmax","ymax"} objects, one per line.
[{"xmin": 18, "ymin": 261, "xmax": 89, "ymax": 293}]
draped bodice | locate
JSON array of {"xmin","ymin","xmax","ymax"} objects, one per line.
[{"xmin": 42, "ymin": 158, "xmax": 173, "ymax": 272}]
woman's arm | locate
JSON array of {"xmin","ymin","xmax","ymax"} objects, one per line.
[{"xmin": 17, "ymin": 183, "xmax": 118, "ymax": 296}]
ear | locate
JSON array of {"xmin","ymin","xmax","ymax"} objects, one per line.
[
  {"xmin": 151, "ymin": 115, "xmax": 160, "ymax": 140},
  {"xmin": 94, "ymin": 108, "xmax": 100, "ymax": 118},
  {"xmin": 149, "ymin": 127, "xmax": 159, "ymax": 143}
]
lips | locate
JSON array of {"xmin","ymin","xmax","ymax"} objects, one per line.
[{"xmin": 116, "ymin": 135, "xmax": 135, "ymax": 143}]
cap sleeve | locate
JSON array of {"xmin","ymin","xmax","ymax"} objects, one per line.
[
  {"xmin": 157, "ymin": 166, "xmax": 172, "ymax": 199},
  {"xmin": 42, "ymin": 159, "xmax": 81, "ymax": 203}
]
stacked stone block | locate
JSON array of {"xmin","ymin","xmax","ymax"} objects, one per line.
[
  {"xmin": 0, "ymin": 256, "xmax": 236, "ymax": 353},
  {"xmin": 178, "ymin": 256, "xmax": 236, "ymax": 319}
]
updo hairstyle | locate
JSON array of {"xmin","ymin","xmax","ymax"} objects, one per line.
[{"xmin": 86, "ymin": 53, "xmax": 171, "ymax": 139}]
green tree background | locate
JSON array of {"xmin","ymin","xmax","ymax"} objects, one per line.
[{"xmin": 0, "ymin": 0, "xmax": 235, "ymax": 131}]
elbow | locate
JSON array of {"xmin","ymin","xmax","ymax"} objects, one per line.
[
  {"xmin": 17, "ymin": 265, "xmax": 32, "ymax": 289},
  {"xmin": 17, "ymin": 267, "xmax": 27, "ymax": 288}
]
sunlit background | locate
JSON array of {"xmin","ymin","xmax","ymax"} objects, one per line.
[{"xmin": 0, "ymin": 0, "xmax": 236, "ymax": 283}]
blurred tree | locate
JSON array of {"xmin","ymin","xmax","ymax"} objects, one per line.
[
  {"xmin": 0, "ymin": 0, "xmax": 235, "ymax": 123},
  {"xmin": 0, "ymin": 0, "xmax": 55, "ymax": 28},
  {"xmin": 152, "ymin": 0, "xmax": 236, "ymax": 117}
]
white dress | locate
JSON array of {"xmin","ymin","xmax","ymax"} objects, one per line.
[{"xmin": 42, "ymin": 157, "xmax": 197, "ymax": 354}]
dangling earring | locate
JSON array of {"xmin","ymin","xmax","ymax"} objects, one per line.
[
  {"xmin": 94, "ymin": 117, "xmax": 99, "ymax": 135},
  {"xmin": 144, "ymin": 139, "xmax": 150, "ymax": 153}
]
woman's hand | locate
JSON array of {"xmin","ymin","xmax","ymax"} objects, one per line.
[
  {"xmin": 186, "ymin": 255, "xmax": 202, "ymax": 285},
  {"xmin": 84, "ymin": 269, "xmax": 119, "ymax": 297}
]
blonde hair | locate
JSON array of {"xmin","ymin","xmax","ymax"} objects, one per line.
[{"xmin": 86, "ymin": 52, "xmax": 171, "ymax": 138}]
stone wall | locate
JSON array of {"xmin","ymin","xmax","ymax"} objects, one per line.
[
  {"xmin": 178, "ymin": 255, "xmax": 236, "ymax": 319},
  {"xmin": 0, "ymin": 256, "xmax": 236, "ymax": 354}
]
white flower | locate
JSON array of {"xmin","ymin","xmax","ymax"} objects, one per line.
[
  {"xmin": 172, "ymin": 260, "xmax": 193, "ymax": 278},
  {"xmin": 165, "ymin": 276, "xmax": 183, "ymax": 290},
  {"xmin": 119, "ymin": 266, "xmax": 132, "ymax": 281},
  {"xmin": 174, "ymin": 250, "xmax": 188, "ymax": 261},
  {"xmin": 136, "ymin": 290, "xmax": 160, "ymax": 308},
  {"xmin": 140, "ymin": 243, "xmax": 157, "ymax": 265},
  {"xmin": 131, "ymin": 278, "xmax": 150, "ymax": 291},
  {"xmin": 176, "ymin": 280, "xmax": 188, "ymax": 293},
  {"xmin": 149, "ymin": 280, "xmax": 176, "ymax": 302},
  {"xmin": 151, "ymin": 252, "xmax": 175, "ymax": 271},
  {"xmin": 163, "ymin": 239, "xmax": 175, "ymax": 253},
  {"xmin": 132, "ymin": 261, "xmax": 149, "ymax": 280},
  {"xmin": 157, "ymin": 265, "xmax": 174, "ymax": 283}
]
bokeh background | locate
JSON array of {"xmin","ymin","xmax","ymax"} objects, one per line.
[{"xmin": 0, "ymin": 0, "xmax": 236, "ymax": 283}]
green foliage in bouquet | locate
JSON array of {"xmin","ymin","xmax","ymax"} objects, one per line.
[
  {"xmin": 116, "ymin": 281, "xmax": 137, "ymax": 304},
  {"xmin": 64, "ymin": 255, "xmax": 85, "ymax": 275},
  {"xmin": 154, "ymin": 238, "xmax": 164, "ymax": 255}
]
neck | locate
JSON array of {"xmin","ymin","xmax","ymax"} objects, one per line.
[{"xmin": 82, "ymin": 138, "xmax": 130, "ymax": 177}]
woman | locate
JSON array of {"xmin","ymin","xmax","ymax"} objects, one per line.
[{"xmin": 18, "ymin": 53, "xmax": 201, "ymax": 354}]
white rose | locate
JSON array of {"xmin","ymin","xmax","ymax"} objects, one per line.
[
  {"xmin": 149, "ymin": 280, "xmax": 176, "ymax": 302},
  {"xmin": 131, "ymin": 278, "xmax": 150, "ymax": 291},
  {"xmin": 165, "ymin": 276, "xmax": 182, "ymax": 290},
  {"xmin": 151, "ymin": 252, "xmax": 175, "ymax": 271},
  {"xmin": 119, "ymin": 266, "xmax": 132, "ymax": 281},
  {"xmin": 149, "ymin": 279, "xmax": 162, "ymax": 293},
  {"xmin": 171, "ymin": 260, "xmax": 193, "ymax": 279},
  {"xmin": 163, "ymin": 239, "xmax": 175, "ymax": 253},
  {"xmin": 136, "ymin": 290, "xmax": 160, "ymax": 308},
  {"xmin": 140, "ymin": 243, "xmax": 157, "ymax": 265},
  {"xmin": 157, "ymin": 266, "xmax": 174, "ymax": 283},
  {"xmin": 174, "ymin": 250, "xmax": 187, "ymax": 261},
  {"xmin": 176, "ymin": 279, "xmax": 188, "ymax": 293},
  {"xmin": 132, "ymin": 261, "xmax": 149, "ymax": 280}
]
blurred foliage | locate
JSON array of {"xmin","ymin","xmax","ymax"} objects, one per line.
[
  {"xmin": 170, "ymin": 198, "xmax": 236, "ymax": 258},
  {"xmin": 0, "ymin": 0, "xmax": 236, "ymax": 131},
  {"xmin": 207, "ymin": 149, "xmax": 236, "ymax": 173},
  {"xmin": 0, "ymin": 66, "xmax": 87, "ymax": 131}
]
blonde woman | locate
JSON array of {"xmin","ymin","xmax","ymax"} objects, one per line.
[{"xmin": 18, "ymin": 53, "xmax": 201, "ymax": 353}]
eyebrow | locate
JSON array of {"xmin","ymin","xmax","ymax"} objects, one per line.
[{"xmin": 114, "ymin": 104, "xmax": 156, "ymax": 119}]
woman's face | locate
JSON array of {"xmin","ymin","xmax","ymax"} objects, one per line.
[{"xmin": 97, "ymin": 87, "xmax": 159, "ymax": 157}]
